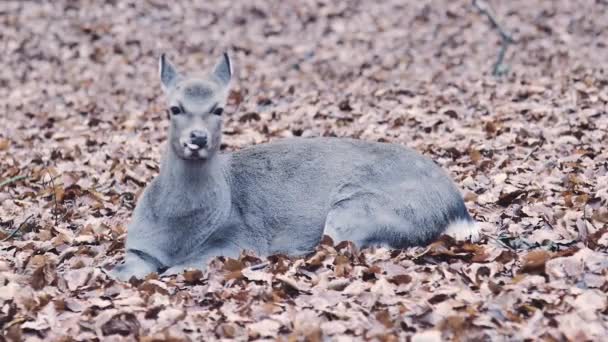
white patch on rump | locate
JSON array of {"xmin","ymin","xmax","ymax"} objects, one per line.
[{"xmin": 445, "ymin": 219, "xmax": 481, "ymax": 242}]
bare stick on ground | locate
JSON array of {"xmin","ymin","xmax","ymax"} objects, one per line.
[
  {"xmin": 44, "ymin": 168, "xmax": 60, "ymax": 226},
  {"xmin": 244, "ymin": 261, "xmax": 270, "ymax": 271},
  {"xmin": 0, "ymin": 174, "xmax": 27, "ymax": 189},
  {"xmin": 473, "ymin": 0, "xmax": 514, "ymax": 76},
  {"xmin": 1, "ymin": 215, "xmax": 34, "ymax": 242}
]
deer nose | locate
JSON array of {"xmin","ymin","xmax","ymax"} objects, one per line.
[{"xmin": 189, "ymin": 130, "xmax": 208, "ymax": 148}]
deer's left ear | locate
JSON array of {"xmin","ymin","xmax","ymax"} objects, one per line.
[
  {"xmin": 159, "ymin": 53, "xmax": 181, "ymax": 92},
  {"xmin": 212, "ymin": 52, "xmax": 232, "ymax": 86}
]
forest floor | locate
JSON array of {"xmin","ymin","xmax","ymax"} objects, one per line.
[{"xmin": 1, "ymin": 0, "xmax": 607, "ymax": 341}]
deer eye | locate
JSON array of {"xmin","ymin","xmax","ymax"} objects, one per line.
[
  {"xmin": 213, "ymin": 107, "xmax": 224, "ymax": 116},
  {"xmin": 169, "ymin": 106, "xmax": 182, "ymax": 115}
]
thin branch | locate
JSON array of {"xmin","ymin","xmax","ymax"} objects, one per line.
[
  {"xmin": 522, "ymin": 145, "xmax": 541, "ymax": 162},
  {"xmin": 472, "ymin": 0, "xmax": 514, "ymax": 76},
  {"xmin": 413, "ymin": 246, "xmax": 432, "ymax": 260},
  {"xmin": 244, "ymin": 261, "xmax": 270, "ymax": 271},
  {"xmin": 43, "ymin": 168, "xmax": 60, "ymax": 226},
  {"xmin": 0, "ymin": 175, "xmax": 27, "ymax": 189},
  {"xmin": 1, "ymin": 215, "xmax": 34, "ymax": 242},
  {"xmin": 581, "ymin": 204, "xmax": 591, "ymax": 247},
  {"xmin": 48, "ymin": 171, "xmax": 59, "ymax": 226},
  {"xmin": 482, "ymin": 233, "xmax": 516, "ymax": 252}
]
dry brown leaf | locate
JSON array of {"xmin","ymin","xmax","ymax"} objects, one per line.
[
  {"xmin": 520, "ymin": 250, "xmax": 553, "ymax": 274},
  {"xmin": 101, "ymin": 312, "xmax": 141, "ymax": 337},
  {"xmin": 247, "ymin": 319, "xmax": 281, "ymax": 338}
]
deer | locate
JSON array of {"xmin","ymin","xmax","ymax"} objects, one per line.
[{"xmin": 110, "ymin": 53, "xmax": 479, "ymax": 280}]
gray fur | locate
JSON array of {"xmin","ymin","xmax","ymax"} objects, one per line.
[
  {"xmin": 159, "ymin": 54, "xmax": 180, "ymax": 91},
  {"xmin": 110, "ymin": 53, "xmax": 474, "ymax": 280},
  {"xmin": 212, "ymin": 52, "xmax": 232, "ymax": 86}
]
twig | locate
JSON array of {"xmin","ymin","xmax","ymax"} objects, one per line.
[
  {"xmin": 48, "ymin": 171, "xmax": 59, "ymax": 226},
  {"xmin": 522, "ymin": 145, "xmax": 541, "ymax": 162},
  {"xmin": 413, "ymin": 246, "xmax": 432, "ymax": 260},
  {"xmin": 0, "ymin": 175, "xmax": 27, "ymax": 189},
  {"xmin": 245, "ymin": 261, "xmax": 270, "ymax": 271},
  {"xmin": 482, "ymin": 233, "xmax": 516, "ymax": 251},
  {"xmin": 1, "ymin": 215, "xmax": 34, "ymax": 242},
  {"xmin": 43, "ymin": 168, "xmax": 60, "ymax": 226},
  {"xmin": 472, "ymin": 0, "xmax": 514, "ymax": 76}
]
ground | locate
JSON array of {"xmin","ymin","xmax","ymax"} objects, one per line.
[{"xmin": 1, "ymin": 0, "xmax": 607, "ymax": 341}]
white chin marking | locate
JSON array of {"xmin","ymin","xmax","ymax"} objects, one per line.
[
  {"xmin": 182, "ymin": 147, "xmax": 208, "ymax": 159},
  {"xmin": 197, "ymin": 149, "xmax": 208, "ymax": 158},
  {"xmin": 445, "ymin": 219, "xmax": 481, "ymax": 242}
]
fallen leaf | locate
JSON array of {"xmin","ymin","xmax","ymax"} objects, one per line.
[{"xmin": 101, "ymin": 312, "xmax": 141, "ymax": 337}]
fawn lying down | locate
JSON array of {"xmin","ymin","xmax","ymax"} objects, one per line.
[{"xmin": 110, "ymin": 53, "xmax": 479, "ymax": 280}]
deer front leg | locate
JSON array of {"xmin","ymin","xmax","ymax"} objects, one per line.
[{"xmin": 109, "ymin": 249, "xmax": 166, "ymax": 281}]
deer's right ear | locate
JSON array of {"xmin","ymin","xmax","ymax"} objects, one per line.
[{"xmin": 159, "ymin": 54, "xmax": 180, "ymax": 92}]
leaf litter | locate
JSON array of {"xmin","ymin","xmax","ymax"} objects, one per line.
[{"xmin": 1, "ymin": 0, "xmax": 607, "ymax": 340}]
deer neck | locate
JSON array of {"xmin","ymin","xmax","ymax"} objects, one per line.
[{"xmin": 157, "ymin": 145, "xmax": 231, "ymax": 223}]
